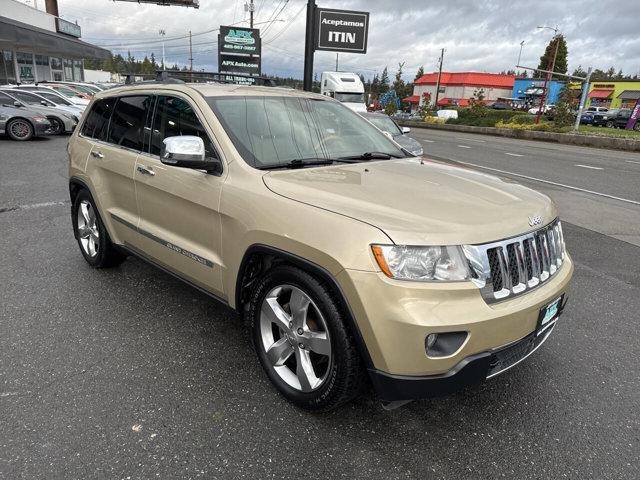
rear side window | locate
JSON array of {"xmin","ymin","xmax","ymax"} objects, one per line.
[
  {"xmin": 107, "ymin": 96, "xmax": 152, "ymax": 151},
  {"xmin": 0, "ymin": 92, "xmax": 15, "ymax": 105},
  {"xmin": 149, "ymin": 95, "xmax": 216, "ymax": 159},
  {"xmin": 81, "ymin": 98, "xmax": 116, "ymax": 141}
]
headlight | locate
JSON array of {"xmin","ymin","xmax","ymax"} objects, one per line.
[
  {"xmin": 413, "ymin": 147, "xmax": 424, "ymax": 156},
  {"xmin": 371, "ymin": 245, "xmax": 471, "ymax": 281}
]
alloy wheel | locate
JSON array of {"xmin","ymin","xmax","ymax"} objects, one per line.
[
  {"xmin": 77, "ymin": 200, "xmax": 99, "ymax": 257},
  {"xmin": 259, "ymin": 285, "xmax": 332, "ymax": 392},
  {"xmin": 9, "ymin": 120, "xmax": 31, "ymax": 139}
]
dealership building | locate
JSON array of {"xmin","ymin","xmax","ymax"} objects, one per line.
[
  {"xmin": 409, "ymin": 72, "xmax": 516, "ymax": 108},
  {"xmin": 0, "ymin": 0, "xmax": 109, "ymax": 84}
]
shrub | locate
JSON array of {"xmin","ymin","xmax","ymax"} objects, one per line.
[
  {"xmin": 447, "ymin": 109, "xmax": 521, "ymax": 127},
  {"xmin": 424, "ymin": 116, "xmax": 446, "ymax": 124},
  {"xmin": 509, "ymin": 114, "xmax": 535, "ymax": 125}
]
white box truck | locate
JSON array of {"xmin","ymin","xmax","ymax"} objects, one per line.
[{"xmin": 320, "ymin": 71, "xmax": 367, "ymax": 112}]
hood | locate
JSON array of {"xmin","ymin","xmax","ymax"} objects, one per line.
[
  {"xmin": 393, "ymin": 134, "xmax": 423, "ymax": 155},
  {"xmin": 263, "ymin": 158, "xmax": 557, "ymax": 246}
]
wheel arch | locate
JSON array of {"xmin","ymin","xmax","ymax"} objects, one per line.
[{"xmin": 235, "ymin": 244, "xmax": 374, "ymax": 368}]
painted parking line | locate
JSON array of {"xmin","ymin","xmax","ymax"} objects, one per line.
[
  {"xmin": 457, "ymin": 145, "xmax": 471, "ymax": 149},
  {"xmin": 449, "ymin": 160, "xmax": 640, "ymax": 206},
  {"xmin": 456, "ymin": 137, "xmax": 486, "ymax": 143},
  {"xmin": 421, "ymin": 139, "xmax": 435, "ymax": 143},
  {"xmin": 505, "ymin": 153, "xmax": 524, "ymax": 157},
  {"xmin": 575, "ymin": 164, "xmax": 604, "ymax": 170}
]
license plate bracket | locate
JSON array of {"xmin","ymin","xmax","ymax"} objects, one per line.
[{"xmin": 536, "ymin": 294, "xmax": 564, "ymax": 336}]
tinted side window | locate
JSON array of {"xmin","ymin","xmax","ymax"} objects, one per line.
[
  {"xmin": 0, "ymin": 92, "xmax": 15, "ymax": 105},
  {"xmin": 149, "ymin": 95, "xmax": 216, "ymax": 159},
  {"xmin": 81, "ymin": 98, "xmax": 116, "ymax": 141},
  {"xmin": 107, "ymin": 96, "xmax": 152, "ymax": 151}
]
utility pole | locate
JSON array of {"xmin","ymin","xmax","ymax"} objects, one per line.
[
  {"xmin": 188, "ymin": 30, "xmax": 193, "ymax": 81},
  {"xmin": 303, "ymin": 0, "xmax": 316, "ymax": 91},
  {"xmin": 433, "ymin": 48, "xmax": 444, "ymax": 108},
  {"xmin": 335, "ymin": 53, "xmax": 338, "ymax": 72},
  {"xmin": 249, "ymin": 0, "xmax": 254, "ymax": 28}
]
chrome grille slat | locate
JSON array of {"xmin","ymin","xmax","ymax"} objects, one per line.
[{"xmin": 463, "ymin": 219, "xmax": 566, "ymax": 304}]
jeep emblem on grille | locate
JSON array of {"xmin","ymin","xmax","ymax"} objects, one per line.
[{"xmin": 528, "ymin": 215, "xmax": 543, "ymax": 226}]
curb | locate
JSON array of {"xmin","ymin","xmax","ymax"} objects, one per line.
[{"xmin": 397, "ymin": 121, "xmax": 640, "ymax": 152}]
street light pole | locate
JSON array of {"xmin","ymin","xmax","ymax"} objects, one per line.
[
  {"xmin": 574, "ymin": 66, "xmax": 592, "ymax": 132},
  {"xmin": 159, "ymin": 29, "xmax": 166, "ymax": 71}
]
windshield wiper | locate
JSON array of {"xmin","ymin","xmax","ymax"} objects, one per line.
[
  {"xmin": 258, "ymin": 158, "xmax": 339, "ymax": 170},
  {"xmin": 339, "ymin": 151, "xmax": 403, "ymax": 161}
]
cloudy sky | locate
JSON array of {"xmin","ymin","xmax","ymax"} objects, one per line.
[{"xmin": 42, "ymin": 0, "xmax": 640, "ymax": 80}]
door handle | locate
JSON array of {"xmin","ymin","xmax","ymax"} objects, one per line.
[
  {"xmin": 137, "ymin": 165, "xmax": 155, "ymax": 176},
  {"xmin": 91, "ymin": 151, "xmax": 104, "ymax": 159}
]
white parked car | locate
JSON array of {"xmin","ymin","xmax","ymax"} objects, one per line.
[{"xmin": 528, "ymin": 104, "xmax": 554, "ymax": 115}]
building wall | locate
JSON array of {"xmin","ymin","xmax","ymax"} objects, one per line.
[
  {"xmin": 587, "ymin": 81, "xmax": 640, "ymax": 109},
  {"xmin": 413, "ymin": 83, "xmax": 513, "ymax": 104},
  {"xmin": 1, "ymin": 0, "xmax": 56, "ymax": 32},
  {"xmin": 512, "ymin": 78, "xmax": 565, "ymax": 105}
]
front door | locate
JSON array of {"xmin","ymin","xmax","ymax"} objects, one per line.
[{"xmin": 133, "ymin": 94, "xmax": 225, "ymax": 297}]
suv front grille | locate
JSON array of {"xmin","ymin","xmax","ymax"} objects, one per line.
[{"xmin": 464, "ymin": 219, "xmax": 566, "ymax": 303}]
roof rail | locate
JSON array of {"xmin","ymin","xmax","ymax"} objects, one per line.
[{"xmin": 121, "ymin": 71, "xmax": 276, "ymax": 87}]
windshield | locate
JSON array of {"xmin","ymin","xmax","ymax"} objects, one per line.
[
  {"xmin": 365, "ymin": 115, "xmax": 402, "ymax": 136},
  {"xmin": 7, "ymin": 91, "xmax": 41, "ymax": 105},
  {"xmin": 37, "ymin": 91, "xmax": 71, "ymax": 105},
  {"xmin": 334, "ymin": 92, "xmax": 364, "ymax": 103},
  {"xmin": 50, "ymin": 86, "xmax": 81, "ymax": 97},
  {"xmin": 207, "ymin": 96, "xmax": 404, "ymax": 169}
]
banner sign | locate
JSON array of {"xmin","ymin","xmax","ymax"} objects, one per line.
[
  {"xmin": 625, "ymin": 97, "xmax": 640, "ymax": 131},
  {"xmin": 56, "ymin": 18, "xmax": 81, "ymax": 38},
  {"xmin": 218, "ymin": 25, "xmax": 261, "ymax": 76},
  {"xmin": 315, "ymin": 8, "xmax": 369, "ymax": 54},
  {"xmin": 218, "ymin": 55, "xmax": 261, "ymax": 76},
  {"xmin": 219, "ymin": 26, "xmax": 261, "ymax": 55}
]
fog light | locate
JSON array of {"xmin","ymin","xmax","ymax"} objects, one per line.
[
  {"xmin": 425, "ymin": 332, "xmax": 468, "ymax": 357},
  {"xmin": 426, "ymin": 333, "xmax": 438, "ymax": 350}
]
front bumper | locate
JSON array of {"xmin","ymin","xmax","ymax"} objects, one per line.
[
  {"xmin": 368, "ymin": 307, "xmax": 564, "ymax": 401},
  {"xmin": 336, "ymin": 254, "xmax": 574, "ymax": 400},
  {"xmin": 34, "ymin": 122, "xmax": 51, "ymax": 136}
]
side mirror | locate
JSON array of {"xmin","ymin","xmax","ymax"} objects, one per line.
[
  {"xmin": 41, "ymin": 100, "xmax": 48, "ymax": 106},
  {"xmin": 160, "ymin": 136, "xmax": 221, "ymax": 174},
  {"xmin": 402, "ymin": 126, "xmax": 411, "ymax": 134},
  {"xmin": 14, "ymin": 101, "xmax": 22, "ymax": 108}
]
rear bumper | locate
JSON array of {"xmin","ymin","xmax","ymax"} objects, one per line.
[{"xmin": 368, "ymin": 303, "xmax": 565, "ymax": 402}]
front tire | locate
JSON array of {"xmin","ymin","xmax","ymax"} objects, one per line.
[
  {"xmin": 47, "ymin": 117, "xmax": 64, "ymax": 135},
  {"xmin": 248, "ymin": 265, "xmax": 365, "ymax": 411},
  {"xmin": 7, "ymin": 118, "xmax": 34, "ymax": 141},
  {"xmin": 72, "ymin": 189, "xmax": 126, "ymax": 268},
  {"xmin": 605, "ymin": 120, "xmax": 614, "ymax": 128}
]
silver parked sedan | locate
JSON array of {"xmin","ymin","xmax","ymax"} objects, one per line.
[
  {"xmin": 360, "ymin": 112, "xmax": 424, "ymax": 156},
  {"xmin": 0, "ymin": 89, "xmax": 77, "ymax": 134},
  {"xmin": 0, "ymin": 103, "xmax": 51, "ymax": 141}
]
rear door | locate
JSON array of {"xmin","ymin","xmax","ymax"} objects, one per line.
[
  {"xmin": 133, "ymin": 94, "xmax": 225, "ymax": 297},
  {"xmin": 83, "ymin": 95, "xmax": 152, "ymax": 246}
]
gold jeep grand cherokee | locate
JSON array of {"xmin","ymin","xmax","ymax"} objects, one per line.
[{"xmin": 68, "ymin": 79, "xmax": 573, "ymax": 411}]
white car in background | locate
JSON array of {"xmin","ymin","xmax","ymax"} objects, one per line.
[
  {"xmin": 15, "ymin": 85, "xmax": 90, "ymax": 107},
  {"xmin": 0, "ymin": 88, "xmax": 82, "ymax": 119},
  {"xmin": 528, "ymin": 104, "xmax": 555, "ymax": 115}
]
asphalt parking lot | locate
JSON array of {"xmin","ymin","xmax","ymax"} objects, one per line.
[{"xmin": 1, "ymin": 135, "xmax": 639, "ymax": 479}]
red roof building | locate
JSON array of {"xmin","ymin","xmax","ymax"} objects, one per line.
[{"xmin": 411, "ymin": 72, "xmax": 516, "ymax": 109}]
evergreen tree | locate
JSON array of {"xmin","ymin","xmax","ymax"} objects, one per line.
[
  {"xmin": 378, "ymin": 67, "xmax": 390, "ymax": 94},
  {"xmin": 537, "ymin": 35, "xmax": 568, "ymax": 79},
  {"xmin": 150, "ymin": 52, "xmax": 157, "ymax": 70},
  {"xmin": 553, "ymin": 87, "xmax": 575, "ymax": 128},
  {"xmin": 414, "ymin": 65, "xmax": 424, "ymax": 81},
  {"xmin": 393, "ymin": 62, "xmax": 405, "ymax": 96}
]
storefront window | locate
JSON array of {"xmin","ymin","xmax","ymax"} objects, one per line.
[
  {"xmin": 63, "ymin": 58, "xmax": 73, "ymax": 81},
  {"xmin": 0, "ymin": 51, "xmax": 17, "ymax": 84},
  {"xmin": 50, "ymin": 57, "xmax": 63, "ymax": 70},
  {"xmin": 73, "ymin": 59, "xmax": 83, "ymax": 81},
  {"xmin": 35, "ymin": 54, "xmax": 51, "ymax": 82},
  {"xmin": 16, "ymin": 51, "xmax": 34, "ymax": 82}
]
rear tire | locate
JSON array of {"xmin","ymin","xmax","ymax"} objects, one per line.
[
  {"xmin": 248, "ymin": 265, "xmax": 365, "ymax": 411},
  {"xmin": 6, "ymin": 118, "xmax": 34, "ymax": 141},
  {"xmin": 72, "ymin": 189, "xmax": 127, "ymax": 268},
  {"xmin": 605, "ymin": 120, "xmax": 614, "ymax": 128},
  {"xmin": 47, "ymin": 117, "xmax": 64, "ymax": 135}
]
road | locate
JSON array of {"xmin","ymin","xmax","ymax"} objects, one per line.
[
  {"xmin": 1, "ymin": 135, "xmax": 639, "ymax": 479},
  {"xmin": 411, "ymin": 128, "xmax": 640, "ymax": 246}
]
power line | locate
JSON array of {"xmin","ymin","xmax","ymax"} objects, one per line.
[{"xmin": 263, "ymin": 2, "xmax": 305, "ymax": 43}]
